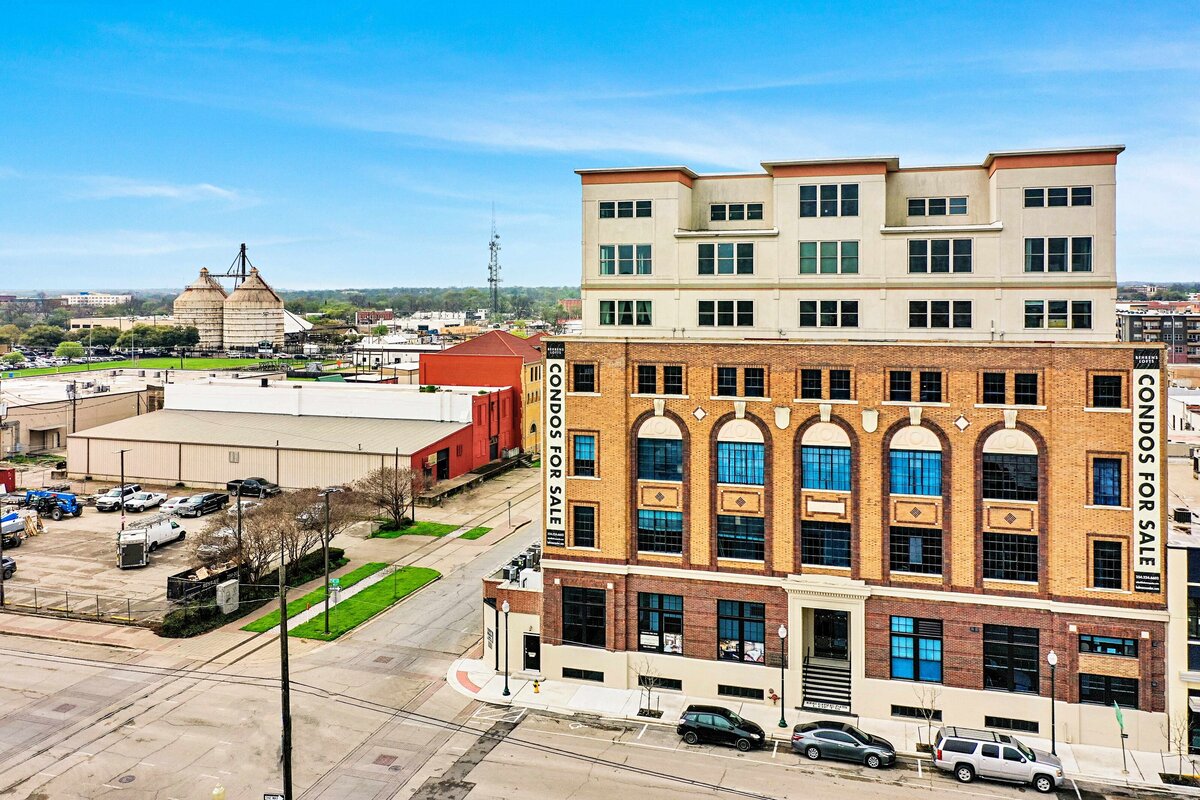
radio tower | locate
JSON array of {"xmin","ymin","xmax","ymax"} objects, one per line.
[{"xmin": 487, "ymin": 205, "xmax": 501, "ymax": 314}]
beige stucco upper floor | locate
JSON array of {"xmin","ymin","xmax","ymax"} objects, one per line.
[{"xmin": 577, "ymin": 146, "xmax": 1122, "ymax": 342}]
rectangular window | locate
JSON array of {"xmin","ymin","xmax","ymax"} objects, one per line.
[
  {"xmin": 1048, "ymin": 187, "xmax": 1068, "ymax": 207},
  {"xmin": 716, "ymin": 366, "xmax": 738, "ymax": 396},
  {"xmin": 717, "ymin": 684, "xmax": 765, "ymax": 700},
  {"xmin": 908, "ymin": 196, "xmax": 967, "ymax": 216},
  {"xmin": 984, "ymin": 716, "xmax": 1039, "ymax": 734},
  {"xmin": 801, "ymin": 445, "xmax": 851, "ymax": 491},
  {"xmin": 908, "ymin": 239, "xmax": 972, "ymax": 272},
  {"xmin": 563, "ymin": 667, "xmax": 604, "ymax": 682},
  {"xmin": 893, "ymin": 705, "xmax": 943, "ymax": 721},
  {"xmin": 890, "ymin": 450, "xmax": 942, "ymax": 496},
  {"xmin": 617, "ymin": 200, "xmax": 633, "ymax": 218},
  {"xmin": 909, "ymin": 301, "xmax": 969, "ymax": 329},
  {"xmin": 562, "ymin": 586, "xmax": 606, "ymax": 648},
  {"xmin": 953, "ymin": 300, "xmax": 972, "ymax": 328},
  {"xmin": 636, "ymin": 364, "xmax": 657, "ymax": 395},
  {"xmin": 663, "ymin": 365, "xmax": 683, "ymax": 395},
  {"xmin": 799, "ymin": 240, "xmax": 859, "ymax": 274},
  {"xmin": 636, "ymin": 244, "xmax": 653, "ymax": 274},
  {"xmin": 617, "ymin": 244, "xmax": 634, "ymax": 274},
  {"xmin": 841, "ymin": 183, "xmax": 858, "ymax": 216},
  {"xmin": 640, "ymin": 675, "xmax": 683, "ymax": 691},
  {"xmin": 982, "ymin": 372, "xmax": 1006, "ymax": 404},
  {"xmin": 800, "ymin": 368, "xmax": 823, "ymax": 400},
  {"xmin": 1072, "ymin": 300, "xmax": 1093, "ymax": 330},
  {"xmin": 1013, "ymin": 373, "xmax": 1039, "ymax": 405},
  {"xmin": 1025, "ymin": 237, "xmax": 1093, "ymax": 272},
  {"xmin": 572, "ymin": 434, "xmax": 596, "ymax": 477},
  {"xmin": 890, "ymin": 617, "xmax": 943, "ymax": 682},
  {"xmin": 636, "ymin": 300, "xmax": 652, "ymax": 326},
  {"xmin": 717, "ymin": 442, "xmax": 765, "ymax": 485},
  {"xmin": 949, "ymin": 196, "xmax": 967, "ymax": 215},
  {"xmin": 908, "ymin": 198, "xmax": 926, "ymax": 216},
  {"xmin": 638, "ymin": 593, "xmax": 683, "ymax": 654},
  {"xmin": 572, "ymin": 363, "xmax": 596, "ymax": 393},
  {"xmin": 599, "ymin": 300, "xmax": 616, "ymax": 326},
  {"xmin": 890, "ymin": 526, "xmax": 943, "ymax": 574},
  {"xmin": 799, "ymin": 184, "xmax": 817, "ymax": 217},
  {"xmin": 635, "ymin": 200, "xmax": 652, "ymax": 217},
  {"xmin": 1024, "ymin": 188, "xmax": 1045, "ymax": 208},
  {"xmin": 919, "ymin": 371, "xmax": 943, "ymax": 402},
  {"xmin": 698, "ymin": 300, "xmax": 753, "ymax": 327},
  {"xmin": 572, "ymin": 505, "xmax": 596, "ymax": 548},
  {"xmin": 1072, "ymin": 187, "xmax": 1093, "ymax": 206},
  {"xmin": 1092, "ymin": 458, "xmax": 1122, "ymax": 506},
  {"xmin": 601, "ymin": 299, "xmax": 651, "ymax": 326},
  {"xmin": 599, "ymin": 245, "xmax": 615, "ymax": 275},
  {"xmin": 1026, "ymin": 186, "xmax": 1092, "ymax": 208},
  {"xmin": 1079, "ymin": 635, "xmax": 1137, "ymax": 657},
  {"xmin": 717, "ymin": 515, "xmax": 766, "ymax": 560},
  {"xmin": 1092, "ymin": 539, "xmax": 1124, "ymax": 589},
  {"xmin": 747, "ymin": 202, "xmax": 763, "ymax": 220},
  {"xmin": 800, "ymin": 520, "xmax": 852, "ymax": 567},
  {"xmin": 1079, "ymin": 674, "xmax": 1138, "ymax": 709},
  {"xmin": 982, "ymin": 453, "xmax": 1039, "ymax": 501},
  {"xmin": 729, "ymin": 203, "xmax": 744, "ymax": 221},
  {"xmin": 698, "ymin": 243, "xmax": 753, "ymax": 275},
  {"xmin": 599, "ymin": 201, "xmax": 615, "ymax": 219},
  {"xmin": 1092, "ymin": 375, "xmax": 1123, "ymax": 408},
  {"xmin": 736, "ymin": 243, "xmax": 754, "ymax": 274},
  {"xmin": 711, "ymin": 203, "xmax": 762, "ymax": 221},
  {"xmin": 983, "ymin": 533, "xmax": 1039, "ymax": 582},
  {"xmin": 983, "ymin": 625, "xmax": 1040, "ymax": 693},
  {"xmin": 636, "ymin": 509, "xmax": 683, "ymax": 554},
  {"xmin": 637, "ymin": 438, "xmax": 682, "ymax": 482},
  {"xmin": 829, "ymin": 369, "xmax": 851, "ymax": 400},
  {"xmin": 744, "ymin": 367, "xmax": 766, "ymax": 398},
  {"xmin": 798, "ymin": 300, "xmax": 858, "ymax": 327},
  {"xmin": 889, "ymin": 370, "xmax": 912, "ymax": 402},
  {"xmin": 717, "ymin": 600, "xmax": 765, "ymax": 663}
]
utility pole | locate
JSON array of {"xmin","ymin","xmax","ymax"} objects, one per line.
[
  {"xmin": 117, "ymin": 448, "xmax": 131, "ymax": 531},
  {"xmin": 278, "ymin": 532, "xmax": 293, "ymax": 799},
  {"xmin": 487, "ymin": 205, "xmax": 501, "ymax": 315},
  {"xmin": 67, "ymin": 381, "xmax": 77, "ymax": 434},
  {"xmin": 320, "ymin": 488, "xmax": 332, "ymax": 636}
]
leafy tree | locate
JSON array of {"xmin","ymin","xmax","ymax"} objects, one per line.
[
  {"xmin": 0, "ymin": 324, "xmax": 20, "ymax": 345},
  {"xmin": 21, "ymin": 324, "xmax": 65, "ymax": 348},
  {"xmin": 2, "ymin": 352, "xmax": 24, "ymax": 366},
  {"xmin": 54, "ymin": 341, "xmax": 85, "ymax": 360},
  {"xmin": 371, "ymin": 324, "xmax": 389, "ymax": 336},
  {"xmin": 67, "ymin": 326, "xmax": 121, "ymax": 347}
]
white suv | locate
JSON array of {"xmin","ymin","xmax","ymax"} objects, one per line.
[{"xmin": 933, "ymin": 727, "xmax": 1063, "ymax": 793}]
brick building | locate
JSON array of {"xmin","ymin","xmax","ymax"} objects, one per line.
[{"xmin": 538, "ymin": 338, "xmax": 1168, "ymax": 748}]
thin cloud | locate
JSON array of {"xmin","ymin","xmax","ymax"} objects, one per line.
[
  {"xmin": 70, "ymin": 176, "xmax": 251, "ymax": 205},
  {"xmin": 0, "ymin": 231, "xmax": 303, "ymax": 259}
]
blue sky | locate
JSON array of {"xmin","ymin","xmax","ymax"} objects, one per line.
[{"xmin": 0, "ymin": 2, "xmax": 1197, "ymax": 290}]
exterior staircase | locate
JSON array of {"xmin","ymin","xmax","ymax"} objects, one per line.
[{"xmin": 801, "ymin": 658, "xmax": 852, "ymax": 715}]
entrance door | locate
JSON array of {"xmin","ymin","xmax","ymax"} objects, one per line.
[
  {"xmin": 436, "ymin": 448, "xmax": 451, "ymax": 480},
  {"xmin": 812, "ymin": 610, "xmax": 849, "ymax": 660},
  {"xmin": 523, "ymin": 633, "xmax": 541, "ymax": 672}
]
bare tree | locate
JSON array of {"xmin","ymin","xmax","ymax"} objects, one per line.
[
  {"xmin": 630, "ymin": 656, "xmax": 665, "ymax": 718},
  {"xmin": 1161, "ymin": 713, "xmax": 1197, "ymax": 780},
  {"xmin": 353, "ymin": 466, "xmax": 425, "ymax": 530},
  {"xmin": 913, "ymin": 684, "xmax": 943, "ymax": 751}
]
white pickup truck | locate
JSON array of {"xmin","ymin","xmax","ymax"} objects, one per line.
[
  {"xmin": 118, "ymin": 516, "xmax": 186, "ymax": 568},
  {"xmin": 124, "ymin": 492, "xmax": 167, "ymax": 512}
]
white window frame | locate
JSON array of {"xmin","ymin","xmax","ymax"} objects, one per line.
[
  {"xmin": 1023, "ymin": 237, "xmax": 1092, "ymax": 273},
  {"xmin": 1023, "ymin": 186, "xmax": 1094, "ymax": 208},
  {"xmin": 909, "ymin": 300, "xmax": 973, "ymax": 329},
  {"xmin": 799, "ymin": 183, "xmax": 859, "ymax": 218},
  {"xmin": 907, "ymin": 196, "xmax": 968, "ymax": 216},
  {"xmin": 799, "ymin": 240, "xmax": 859, "ymax": 275},
  {"xmin": 1023, "ymin": 300, "xmax": 1093, "ymax": 330},
  {"xmin": 710, "ymin": 202, "xmax": 764, "ymax": 222},
  {"xmin": 798, "ymin": 300, "xmax": 860, "ymax": 328},
  {"xmin": 907, "ymin": 239, "xmax": 973, "ymax": 273},
  {"xmin": 698, "ymin": 300, "xmax": 754, "ymax": 328}
]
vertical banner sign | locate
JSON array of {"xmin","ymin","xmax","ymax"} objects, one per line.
[
  {"xmin": 1132, "ymin": 348, "xmax": 1162, "ymax": 593},
  {"xmin": 544, "ymin": 341, "xmax": 567, "ymax": 548}
]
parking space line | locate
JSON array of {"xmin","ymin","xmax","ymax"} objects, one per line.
[
  {"xmin": 772, "ymin": 740, "xmax": 778, "ymax": 758},
  {"xmin": 637, "ymin": 724, "xmax": 646, "ymax": 739}
]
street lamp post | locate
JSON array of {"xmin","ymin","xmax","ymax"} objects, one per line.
[
  {"xmin": 117, "ymin": 448, "xmax": 131, "ymax": 531},
  {"xmin": 502, "ymin": 599, "xmax": 511, "ymax": 697},
  {"xmin": 778, "ymin": 624, "xmax": 788, "ymax": 728},
  {"xmin": 319, "ymin": 488, "xmax": 335, "ymax": 636},
  {"xmin": 1047, "ymin": 650, "xmax": 1058, "ymax": 755}
]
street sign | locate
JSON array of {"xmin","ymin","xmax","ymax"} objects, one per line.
[
  {"xmin": 264, "ymin": 794, "xmax": 285, "ymax": 800},
  {"xmin": 1113, "ymin": 701, "xmax": 1124, "ymax": 731},
  {"xmin": 330, "ymin": 578, "xmax": 340, "ymax": 588}
]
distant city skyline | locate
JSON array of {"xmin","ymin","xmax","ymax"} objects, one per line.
[{"xmin": 1, "ymin": 3, "xmax": 1197, "ymax": 289}]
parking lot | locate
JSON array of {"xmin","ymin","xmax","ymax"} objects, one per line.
[{"xmin": 2, "ymin": 480, "xmax": 220, "ymax": 621}]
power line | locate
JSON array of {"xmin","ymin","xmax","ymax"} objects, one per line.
[{"xmin": 0, "ymin": 646, "xmax": 773, "ymax": 800}]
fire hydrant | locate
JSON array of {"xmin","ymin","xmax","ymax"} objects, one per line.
[
  {"xmin": 533, "ymin": 680, "xmax": 541, "ymax": 694},
  {"xmin": 768, "ymin": 689, "xmax": 780, "ymax": 705}
]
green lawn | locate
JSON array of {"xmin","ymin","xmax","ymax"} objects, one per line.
[
  {"xmin": 289, "ymin": 566, "xmax": 440, "ymax": 641},
  {"xmin": 241, "ymin": 562, "xmax": 388, "ymax": 632},
  {"xmin": 372, "ymin": 520, "xmax": 459, "ymax": 539},
  {"xmin": 5, "ymin": 357, "xmax": 267, "ymax": 377},
  {"xmin": 459, "ymin": 526, "xmax": 492, "ymax": 540}
]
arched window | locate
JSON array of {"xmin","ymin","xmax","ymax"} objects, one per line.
[
  {"xmin": 530, "ymin": 422, "xmax": 538, "ymax": 434},
  {"xmin": 800, "ymin": 422, "xmax": 851, "ymax": 491},
  {"xmin": 716, "ymin": 419, "xmax": 764, "ymax": 485},
  {"xmin": 637, "ymin": 416, "xmax": 683, "ymax": 482},
  {"xmin": 889, "ymin": 425, "xmax": 942, "ymax": 496},
  {"xmin": 981, "ymin": 429, "xmax": 1039, "ymax": 501}
]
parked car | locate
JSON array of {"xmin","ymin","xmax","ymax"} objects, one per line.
[
  {"xmin": 123, "ymin": 492, "xmax": 167, "ymax": 512},
  {"xmin": 792, "ymin": 720, "xmax": 895, "ymax": 768},
  {"xmin": 176, "ymin": 492, "xmax": 230, "ymax": 518},
  {"xmin": 196, "ymin": 527, "xmax": 238, "ymax": 560},
  {"xmin": 118, "ymin": 518, "xmax": 186, "ymax": 568},
  {"xmin": 161, "ymin": 496, "xmax": 191, "ymax": 515},
  {"xmin": 95, "ymin": 484, "xmax": 142, "ymax": 512},
  {"xmin": 2, "ymin": 555, "xmax": 15, "ymax": 580},
  {"xmin": 226, "ymin": 500, "xmax": 263, "ymax": 517},
  {"xmin": 933, "ymin": 727, "xmax": 1062, "ymax": 793},
  {"xmin": 225, "ymin": 477, "xmax": 281, "ymax": 498},
  {"xmin": 677, "ymin": 705, "xmax": 766, "ymax": 752}
]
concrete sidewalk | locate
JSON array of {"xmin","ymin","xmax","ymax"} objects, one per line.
[{"xmin": 446, "ymin": 657, "xmax": 1200, "ymax": 796}]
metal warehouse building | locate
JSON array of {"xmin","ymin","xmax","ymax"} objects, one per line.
[{"xmin": 65, "ymin": 378, "xmax": 517, "ymax": 489}]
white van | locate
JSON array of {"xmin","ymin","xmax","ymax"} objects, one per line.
[{"xmin": 118, "ymin": 516, "xmax": 186, "ymax": 568}]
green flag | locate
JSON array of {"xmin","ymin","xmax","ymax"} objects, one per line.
[{"xmin": 1113, "ymin": 701, "xmax": 1124, "ymax": 731}]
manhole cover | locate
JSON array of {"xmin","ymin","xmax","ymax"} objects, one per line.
[
  {"xmin": 118, "ymin": 775, "xmax": 136, "ymax": 784},
  {"xmin": 374, "ymin": 656, "xmax": 393, "ymax": 664},
  {"xmin": 54, "ymin": 704, "xmax": 76, "ymax": 713},
  {"xmin": 374, "ymin": 754, "xmax": 397, "ymax": 767}
]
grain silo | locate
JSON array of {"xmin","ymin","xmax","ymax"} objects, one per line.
[
  {"xmin": 223, "ymin": 267, "xmax": 284, "ymax": 349},
  {"xmin": 172, "ymin": 268, "xmax": 228, "ymax": 351}
]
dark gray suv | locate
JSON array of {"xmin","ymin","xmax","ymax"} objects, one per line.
[{"xmin": 792, "ymin": 721, "xmax": 896, "ymax": 768}]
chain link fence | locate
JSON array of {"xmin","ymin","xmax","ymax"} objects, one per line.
[{"xmin": 0, "ymin": 585, "xmax": 165, "ymax": 625}]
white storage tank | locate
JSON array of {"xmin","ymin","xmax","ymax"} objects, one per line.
[
  {"xmin": 172, "ymin": 268, "xmax": 227, "ymax": 350},
  {"xmin": 223, "ymin": 267, "xmax": 284, "ymax": 349}
]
